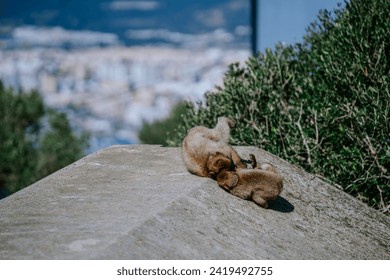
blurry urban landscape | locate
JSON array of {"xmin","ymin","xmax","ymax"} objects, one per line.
[
  {"xmin": 0, "ymin": 0, "xmax": 251, "ymax": 152},
  {"xmin": 0, "ymin": 40, "xmax": 249, "ymax": 152}
]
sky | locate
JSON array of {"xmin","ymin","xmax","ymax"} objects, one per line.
[{"xmin": 256, "ymin": 0, "xmax": 344, "ymax": 52}]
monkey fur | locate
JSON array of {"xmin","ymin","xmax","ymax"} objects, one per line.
[
  {"xmin": 216, "ymin": 154, "xmax": 283, "ymax": 208},
  {"xmin": 181, "ymin": 117, "xmax": 247, "ymax": 178}
]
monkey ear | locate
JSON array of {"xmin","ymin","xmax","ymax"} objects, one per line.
[
  {"xmin": 217, "ymin": 171, "xmax": 238, "ymax": 190},
  {"xmin": 226, "ymin": 172, "xmax": 239, "ymax": 188}
]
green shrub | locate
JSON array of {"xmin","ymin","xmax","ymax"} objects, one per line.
[
  {"xmin": 0, "ymin": 81, "xmax": 88, "ymax": 198},
  {"xmin": 167, "ymin": 0, "xmax": 390, "ymax": 213}
]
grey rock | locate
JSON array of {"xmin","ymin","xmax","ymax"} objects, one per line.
[{"xmin": 0, "ymin": 145, "xmax": 388, "ymax": 259}]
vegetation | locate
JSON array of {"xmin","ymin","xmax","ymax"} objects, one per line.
[
  {"xmin": 138, "ymin": 102, "xmax": 188, "ymax": 146},
  {"xmin": 0, "ymin": 81, "xmax": 88, "ymax": 199},
  {"xmin": 142, "ymin": 0, "xmax": 390, "ymax": 213}
]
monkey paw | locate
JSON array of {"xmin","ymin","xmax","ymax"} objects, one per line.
[{"xmin": 226, "ymin": 117, "xmax": 236, "ymax": 128}]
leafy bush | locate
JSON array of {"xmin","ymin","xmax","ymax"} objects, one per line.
[
  {"xmin": 0, "ymin": 81, "xmax": 88, "ymax": 198},
  {"xmin": 167, "ymin": 0, "xmax": 390, "ymax": 213}
]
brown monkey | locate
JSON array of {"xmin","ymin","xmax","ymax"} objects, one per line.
[
  {"xmin": 216, "ymin": 154, "xmax": 283, "ymax": 208},
  {"xmin": 181, "ymin": 117, "xmax": 247, "ymax": 178}
]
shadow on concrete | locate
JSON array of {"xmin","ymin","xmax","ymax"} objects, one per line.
[{"xmin": 268, "ymin": 196, "xmax": 294, "ymax": 213}]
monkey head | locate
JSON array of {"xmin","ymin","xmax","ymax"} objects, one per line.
[
  {"xmin": 216, "ymin": 171, "xmax": 239, "ymax": 191},
  {"xmin": 207, "ymin": 152, "xmax": 235, "ymax": 178}
]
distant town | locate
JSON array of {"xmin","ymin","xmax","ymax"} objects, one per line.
[
  {"xmin": 0, "ymin": 29, "xmax": 250, "ymax": 152},
  {"xmin": 0, "ymin": 0, "xmax": 251, "ymax": 152}
]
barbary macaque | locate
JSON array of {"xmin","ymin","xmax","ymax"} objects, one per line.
[
  {"xmin": 181, "ymin": 117, "xmax": 247, "ymax": 178},
  {"xmin": 216, "ymin": 154, "xmax": 283, "ymax": 208}
]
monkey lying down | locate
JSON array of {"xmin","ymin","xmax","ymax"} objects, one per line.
[
  {"xmin": 215, "ymin": 154, "xmax": 283, "ymax": 208},
  {"xmin": 181, "ymin": 117, "xmax": 283, "ymax": 208},
  {"xmin": 181, "ymin": 116, "xmax": 248, "ymax": 178}
]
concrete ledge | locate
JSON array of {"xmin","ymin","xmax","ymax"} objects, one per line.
[{"xmin": 0, "ymin": 145, "xmax": 389, "ymax": 259}]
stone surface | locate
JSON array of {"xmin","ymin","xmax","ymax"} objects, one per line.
[{"xmin": 0, "ymin": 145, "xmax": 389, "ymax": 259}]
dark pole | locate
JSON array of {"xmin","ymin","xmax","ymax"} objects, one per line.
[{"xmin": 251, "ymin": 0, "xmax": 258, "ymax": 55}]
